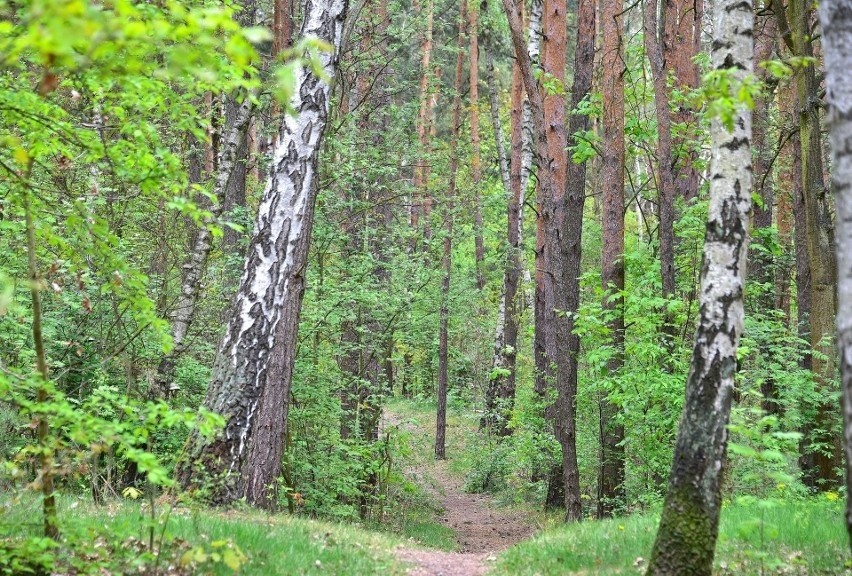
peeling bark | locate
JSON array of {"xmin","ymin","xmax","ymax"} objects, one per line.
[
  {"xmin": 644, "ymin": 0, "xmax": 677, "ymax": 322},
  {"xmin": 647, "ymin": 0, "xmax": 753, "ymax": 570},
  {"xmin": 176, "ymin": 0, "xmax": 349, "ymax": 508}
]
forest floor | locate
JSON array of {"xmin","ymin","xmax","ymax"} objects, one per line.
[{"xmin": 383, "ymin": 401, "xmax": 536, "ymax": 576}]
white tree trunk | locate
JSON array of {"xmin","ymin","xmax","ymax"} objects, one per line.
[
  {"xmin": 647, "ymin": 0, "xmax": 753, "ymax": 571},
  {"xmin": 819, "ymin": 0, "xmax": 852, "ymax": 550},
  {"xmin": 177, "ymin": 0, "xmax": 349, "ymax": 507}
]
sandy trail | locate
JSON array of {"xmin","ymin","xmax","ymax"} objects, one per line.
[{"xmin": 383, "ymin": 409, "xmax": 534, "ymax": 576}]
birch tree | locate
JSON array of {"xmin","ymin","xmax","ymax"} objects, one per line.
[
  {"xmin": 176, "ymin": 0, "xmax": 349, "ymax": 507},
  {"xmin": 646, "ymin": 0, "xmax": 753, "ymax": 570},
  {"xmin": 819, "ymin": 0, "xmax": 852, "ymax": 550}
]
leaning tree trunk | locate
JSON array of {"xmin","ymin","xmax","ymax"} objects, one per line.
[
  {"xmin": 646, "ymin": 0, "xmax": 753, "ymax": 570},
  {"xmin": 819, "ymin": 0, "xmax": 852, "ymax": 550},
  {"xmin": 155, "ymin": 95, "xmax": 254, "ymax": 397},
  {"xmin": 176, "ymin": 0, "xmax": 349, "ymax": 508}
]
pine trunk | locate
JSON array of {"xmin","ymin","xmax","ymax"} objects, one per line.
[
  {"xmin": 644, "ymin": 0, "xmax": 677, "ymax": 326},
  {"xmin": 469, "ymin": 2, "xmax": 485, "ymax": 290},
  {"xmin": 599, "ymin": 0, "xmax": 626, "ymax": 518},
  {"xmin": 664, "ymin": 0, "xmax": 701, "ymax": 202},
  {"xmin": 503, "ymin": 0, "xmax": 582, "ymax": 521},
  {"xmin": 413, "ymin": 0, "xmax": 435, "ymax": 246}
]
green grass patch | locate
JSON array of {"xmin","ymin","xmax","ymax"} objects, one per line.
[
  {"xmin": 2, "ymin": 496, "xmax": 407, "ymax": 575},
  {"xmin": 493, "ymin": 498, "xmax": 847, "ymax": 575}
]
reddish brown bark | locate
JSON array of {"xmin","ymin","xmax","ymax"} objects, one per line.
[
  {"xmin": 482, "ymin": 49, "xmax": 521, "ymax": 435},
  {"xmin": 599, "ymin": 0, "xmax": 626, "ymax": 518},
  {"xmin": 664, "ymin": 0, "xmax": 702, "ymax": 202},
  {"xmin": 502, "ymin": 0, "xmax": 582, "ymax": 520}
]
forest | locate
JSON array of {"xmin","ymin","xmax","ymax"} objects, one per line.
[{"xmin": 2, "ymin": 0, "xmax": 852, "ymax": 574}]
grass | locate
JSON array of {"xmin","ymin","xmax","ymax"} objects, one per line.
[
  {"xmin": 493, "ymin": 497, "xmax": 849, "ymax": 575},
  {"xmin": 1, "ymin": 496, "xmax": 408, "ymax": 575}
]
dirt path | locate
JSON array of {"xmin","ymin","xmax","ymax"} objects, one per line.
[{"xmin": 383, "ymin": 408, "xmax": 535, "ymax": 576}]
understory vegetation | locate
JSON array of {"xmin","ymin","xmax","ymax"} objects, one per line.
[{"xmin": 2, "ymin": 0, "xmax": 851, "ymax": 574}]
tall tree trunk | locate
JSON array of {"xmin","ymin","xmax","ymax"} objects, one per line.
[
  {"xmin": 775, "ymin": 87, "xmax": 797, "ymax": 324},
  {"xmin": 176, "ymin": 0, "xmax": 349, "ymax": 508},
  {"xmin": 470, "ymin": 1, "xmax": 486, "ymax": 290},
  {"xmin": 541, "ymin": 0, "xmax": 571, "ymax": 519},
  {"xmin": 818, "ymin": 0, "xmax": 852, "ymax": 549},
  {"xmin": 437, "ymin": 0, "xmax": 468, "ymax": 461},
  {"xmin": 646, "ymin": 0, "xmax": 753, "ymax": 570},
  {"xmin": 155, "ymin": 95, "xmax": 254, "ymax": 398},
  {"xmin": 774, "ymin": 0, "xmax": 842, "ymax": 488},
  {"xmin": 413, "ymin": 0, "xmax": 435, "ymax": 246},
  {"xmin": 503, "ymin": 0, "xmax": 583, "ymax": 521},
  {"xmin": 554, "ymin": 0, "xmax": 595, "ymax": 518},
  {"xmin": 751, "ymin": 8, "xmax": 781, "ymax": 415},
  {"xmin": 644, "ymin": 0, "xmax": 677, "ymax": 330},
  {"xmin": 482, "ymin": 51, "xmax": 521, "ymax": 436},
  {"xmin": 518, "ymin": 0, "xmax": 561, "ymax": 509},
  {"xmin": 664, "ymin": 0, "xmax": 702, "ymax": 202},
  {"xmin": 599, "ymin": 0, "xmax": 626, "ymax": 518}
]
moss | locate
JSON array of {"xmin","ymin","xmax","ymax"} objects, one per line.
[{"xmin": 647, "ymin": 484, "xmax": 718, "ymax": 576}]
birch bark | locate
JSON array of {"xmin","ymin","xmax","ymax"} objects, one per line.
[
  {"xmin": 483, "ymin": 52, "xmax": 520, "ymax": 436},
  {"xmin": 647, "ymin": 0, "xmax": 753, "ymax": 569},
  {"xmin": 176, "ymin": 0, "xmax": 349, "ymax": 507}
]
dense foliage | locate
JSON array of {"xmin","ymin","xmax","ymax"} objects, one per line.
[{"xmin": 0, "ymin": 0, "xmax": 848, "ymax": 572}]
